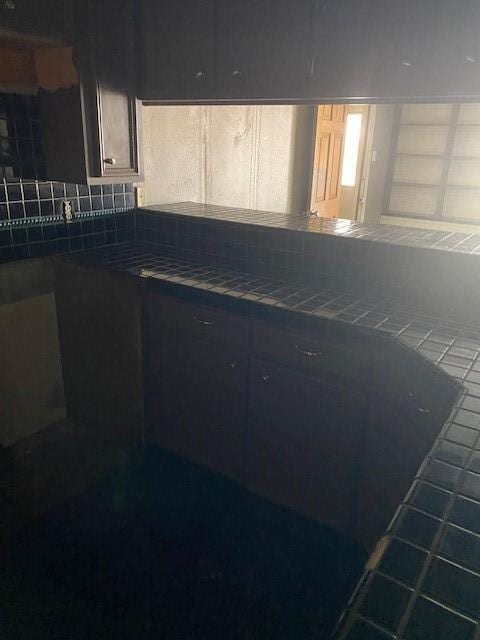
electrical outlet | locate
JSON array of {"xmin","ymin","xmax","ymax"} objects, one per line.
[{"xmin": 61, "ymin": 199, "xmax": 75, "ymax": 223}]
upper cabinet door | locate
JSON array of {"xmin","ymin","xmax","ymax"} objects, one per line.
[
  {"xmin": 0, "ymin": 0, "xmax": 69, "ymax": 43},
  {"xmin": 138, "ymin": 0, "xmax": 216, "ymax": 101},
  {"xmin": 427, "ymin": 0, "xmax": 480, "ymax": 99},
  {"xmin": 368, "ymin": 0, "xmax": 442, "ymax": 100},
  {"xmin": 311, "ymin": 0, "xmax": 379, "ymax": 100},
  {"xmin": 216, "ymin": 0, "xmax": 314, "ymax": 100},
  {"xmin": 372, "ymin": 0, "xmax": 480, "ymax": 100},
  {"xmin": 41, "ymin": 0, "xmax": 142, "ymax": 184},
  {"xmin": 87, "ymin": 0, "xmax": 142, "ymax": 178},
  {"xmin": 311, "ymin": 0, "xmax": 478, "ymax": 101}
]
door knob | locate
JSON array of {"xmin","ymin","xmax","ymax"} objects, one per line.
[{"xmin": 104, "ymin": 158, "xmax": 116, "ymax": 166}]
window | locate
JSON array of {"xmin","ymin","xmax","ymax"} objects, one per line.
[
  {"xmin": 385, "ymin": 104, "xmax": 480, "ymax": 224},
  {"xmin": 341, "ymin": 113, "xmax": 362, "ymax": 188}
]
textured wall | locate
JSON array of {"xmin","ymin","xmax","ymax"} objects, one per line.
[{"xmin": 143, "ymin": 104, "xmax": 314, "ymax": 214}]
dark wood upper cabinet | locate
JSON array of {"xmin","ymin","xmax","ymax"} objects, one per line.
[
  {"xmin": 311, "ymin": 0, "xmax": 441, "ymax": 100},
  {"xmin": 41, "ymin": 0, "xmax": 142, "ymax": 184},
  {"xmin": 0, "ymin": 0, "xmax": 70, "ymax": 43},
  {"xmin": 138, "ymin": 0, "xmax": 480, "ymax": 103},
  {"xmin": 139, "ymin": 0, "xmax": 313, "ymax": 101},
  {"xmin": 373, "ymin": 0, "xmax": 480, "ymax": 100},
  {"xmin": 215, "ymin": 0, "xmax": 314, "ymax": 99},
  {"xmin": 310, "ymin": 0, "xmax": 379, "ymax": 100},
  {"xmin": 367, "ymin": 0, "xmax": 443, "ymax": 100},
  {"xmin": 138, "ymin": 0, "xmax": 216, "ymax": 101},
  {"xmin": 426, "ymin": 0, "xmax": 480, "ymax": 98},
  {"xmin": 311, "ymin": 0, "xmax": 480, "ymax": 101}
]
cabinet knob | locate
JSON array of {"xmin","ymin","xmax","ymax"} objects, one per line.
[
  {"xmin": 466, "ymin": 56, "xmax": 476, "ymax": 64},
  {"xmin": 231, "ymin": 69, "xmax": 242, "ymax": 78},
  {"xmin": 261, "ymin": 374, "xmax": 269, "ymax": 383},
  {"xmin": 401, "ymin": 60, "xmax": 413, "ymax": 68},
  {"xmin": 229, "ymin": 362, "xmax": 237, "ymax": 369},
  {"xmin": 104, "ymin": 157, "xmax": 116, "ymax": 166},
  {"xmin": 195, "ymin": 71, "xmax": 206, "ymax": 79},
  {"xmin": 2, "ymin": 0, "xmax": 15, "ymax": 10}
]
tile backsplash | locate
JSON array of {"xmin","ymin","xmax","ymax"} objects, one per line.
[{"xmin": 0, "ymin": 93, "xmax": 136, "ymax": 263}]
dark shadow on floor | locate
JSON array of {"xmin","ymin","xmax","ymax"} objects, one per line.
[{"xmin": 1, "ymin": 446, "xmax": 367, "ymax": 639}]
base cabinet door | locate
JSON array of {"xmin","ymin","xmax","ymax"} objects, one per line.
[
  {"xmin": 247, "ymin": 358, "xmax": 367, "ymax": 533},
  {"xmin": 148, "ymin": 306, "xmax": 248, "ymax": 482},
  {"xmin": 355, "ymin": 397, "xmax": 433, "ymax": 550}
]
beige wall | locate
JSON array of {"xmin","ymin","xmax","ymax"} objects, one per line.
[
  {"xmin": 143, "ymin": 104, "xmax": 314, "ymax": 214},
  {"xmin": 363, "ymin": 104, "xmax": 396, "ymax": 224}
]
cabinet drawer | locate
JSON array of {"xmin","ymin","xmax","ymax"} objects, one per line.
[
  {"xmin": 251, "ymin": 320, "xmax": 366, "ymax": 382},
  {"xmin": 149, "ymin": 292, "xmax": 249, "ymax": 348}
]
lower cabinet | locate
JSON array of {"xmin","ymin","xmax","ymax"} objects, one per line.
[
  {"xmin": 146, "ymin": 290, "xmax": 368, "ymax": 533},
  {"xmin": 56, "ymin": 275, "xmax": 457, "ymax": 549},
  {"xmin": 247, "ymin": 358, "xmax": 367, "ymax": 533},
  {"xmin": 355, "ymin": 395, "xmax": 435, "ymax": 550},
  {"xmin": 147, "ymin": 293, "xmax": 249, "ymax": 482}
]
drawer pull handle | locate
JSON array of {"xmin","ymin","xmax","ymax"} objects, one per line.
[
  {"xmin": 417, "ymin": 407, "xmax": 431, "ymax": 415},
  {"xmin": 295, "ymin": 345, "xmax": 322, "ymax": 358},
  {"xmin": 194, "ymin": 317, "xmax": 216, "ymax": 326}
]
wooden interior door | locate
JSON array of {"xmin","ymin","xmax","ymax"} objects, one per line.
[{"xmin": 310, "ymin": 105, "xmax": 347, "ymax": 218}]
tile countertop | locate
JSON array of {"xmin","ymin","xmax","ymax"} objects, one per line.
[
  {"xmin": 142, "ymin": 202, "xmax": 480, "ymax": 255},
  {"xmin": 61, "ymin": 240, "xmax": 480, "ymax": 640}
]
